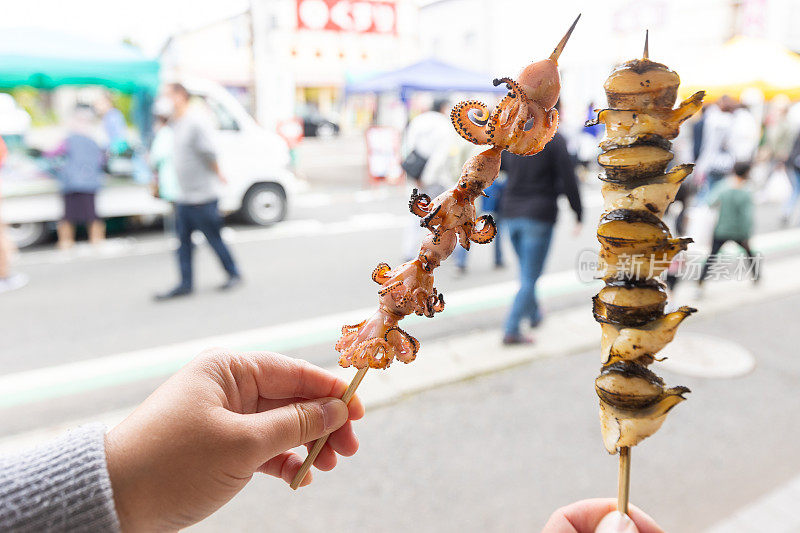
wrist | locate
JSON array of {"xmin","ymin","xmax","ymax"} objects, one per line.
[{"xmin": 105, "ymin": 428, "xmax": 155, "ymax": 532}]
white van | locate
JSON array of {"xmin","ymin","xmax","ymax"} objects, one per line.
[{"xmin": 1, "ymin": 79, "xmax": 303, "ymax": 248}]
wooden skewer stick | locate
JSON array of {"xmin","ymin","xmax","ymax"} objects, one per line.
[
  {"xmin": 643, "ymin": 30, "xmax": 649, "ymax": 60},
  {"xmin": 549, "ymin": 14, "xmax": 581, "ymax": 63},
  {"xmin": 290, "ymin": 366, "xmax": 369, "ymax": 490},
  {"xmin": 617, "ymin": 446, "xmax": 631, "ymax": 515}
]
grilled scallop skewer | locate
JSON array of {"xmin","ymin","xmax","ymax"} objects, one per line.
[{"xmin": 589, "ymin": 33, "xmax": 704, "ymax": 514}]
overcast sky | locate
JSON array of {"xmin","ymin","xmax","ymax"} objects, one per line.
[{"xmin": 0, "ymin": 0, "xmax": 250, "ymax": 55}]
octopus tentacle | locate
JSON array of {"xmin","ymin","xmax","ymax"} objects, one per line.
[
  {"xmin": 488, "ymin": 90, "xmax": 530, "ymax": 149},
  {"xmin": 431, "ymin": 292, "xmax": 445, "ymax": 313},
  {"xmin": 412, "ymin": 289, "xmax": 430, "ymax": 317},
  {"xmin": 450, "ymin": 100, "xmax": 491, "ymax": 145},
  {"xmin": 493, "ymin": 77, "xmax": 531, "ymax": 106},
  {"xmin": 385, "ymin": 326, "xmax": 420, "ymax": 364},
  {"xmin": 456, "ymin": 226, "xmax": 471, "ymax": 250},
  {"xmin": 469, "ymin": 214, "xmax": 497, "ymax": 244},
  {"xmin": 420, "ymin": 204, "xmax": 442, "ymax": 230},
  {"xmin": 378, "ymin": 280, "xmax": 403, "ymax": 297},
  {"xmin": 341, "ymin": 338, "xmax": 392, "ymax": 369},
  {"xmin": 510, "ymin": 107, "xmax": 559, "ymax": 156},
  {"xmin": 409, "ymin": 189, "xmax": 431, "ymax": 218},
  {"xmin": 372, "ymin": 262, "xmax": 392, "ymax": 284}
]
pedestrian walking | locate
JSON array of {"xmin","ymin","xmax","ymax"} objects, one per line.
[
  {"xmin": 155, "ymin": 83, "xmax": 241, "ymax": 300},
  {"xmin": 781, "ymin": 125, "xmax": 800, "ymax": 226},
  {"xmin": 49, "ymin": 105, "xmax": 106, "ymax": 251},
  {"xmin": 697, "ymin": 162, "xmax": 760, "ymax": 293},
  {"xmin": 500, "ymin": 129, "xmax": 583, "ymax": 345},
  {"xmin": 400, "ymin": 99, "xmax": 454, "ymax": 260},
  {"xmin": 0, "ymin": 135, "xmax": 28, "ymax": 293},
  {"xmin": 95, "ymin": 91, "xmax": 128, "ymax": 155},
  {"xmin": 696, "ymin": 96, "xmax": 759, "ymax": 202},
  {"xmin": 149, "ymin": 104, "xmax": 180, "ymax": 238}
]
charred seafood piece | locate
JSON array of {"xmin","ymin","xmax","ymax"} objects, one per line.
[
  {"xmin": 600, "ymin": 306, "xmax": 697, "ymax": 364},
  {"xmin": 598, "ymin": 145, "xmax": 674, "ymax": 181},
  {"xmin": 598, "ymin": 385, "xmax": 689, "ymax": 453},
  {"xmin": 596, "ymin": 209, "xmax": 671, "ymax": 254},
  {"xmin": 597, "ymin": 360, "xmax": 690, "ymax": 454},
  {"xmin": 593, "ymin": 278, "xmax": 667, "ymax": 327},
  {"xmin": 603, "ymin": 58, "xmax": 680, "ymax": 111},
  {"xmin": 588, "ymin": 91, "xmax": 705, "ymax": 150},
  {"xmin": 598, "ymin": 239, "xmax": 691, "ymax": 279},
  {"xmin": 602, "ymin": 164, "xmax": 693, "ymax": 218}
]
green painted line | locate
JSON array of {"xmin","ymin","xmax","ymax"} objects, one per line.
[
  {"xmin": 239, "ymin": 278, "xmax": 603, "ymax": 353},
  {"xmin": 0, "ymin": 358, "xmax": 192, "ymax": 409},
  {"xmin": 5, "ymin": 228, "xmax": 799, "ymax": 409}
]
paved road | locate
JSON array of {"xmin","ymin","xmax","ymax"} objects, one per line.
[
  {"xmin": 1, "ymin": 177, "xmax": 796, "ymax": 434},
  {"xmin": 188, "ymin": 291, "xmax": 800, "ymax": 533}
]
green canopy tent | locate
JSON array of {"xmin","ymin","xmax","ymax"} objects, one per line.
[
  {"xmin": 0, "ymin": 28, "xmax": 160, "ymax": 142},
  {"xmin": 0, "ymin": 28, "xmax": 159, "ymax": 93}
]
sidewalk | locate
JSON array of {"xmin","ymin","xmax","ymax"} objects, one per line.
[
  {"xmin": 1, "ymin": 255, "xmax": 798, "ymax": 531},
  {"xmin": 2, "ymin": 252, "xmax": 798, "ymax": 454}
]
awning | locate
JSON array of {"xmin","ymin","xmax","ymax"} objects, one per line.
[
  {"xmin": 346, "ymin": 58, "xmax": 505, "ymax": 96},
  {"xmin": 0, "ymin": 28, "xmax": 160, "ymax": 94},
  {"xmin": 679, "ymin": 35, "xmax": 800, "ymax": 101}
]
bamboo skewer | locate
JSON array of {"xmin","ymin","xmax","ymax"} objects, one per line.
[
  {"xmin": 550, "ymin": 14, "xmax": 581, "ymax": 63},
  {"xmin": 290, "ymin": 366, "xmax": 368, "ymax": 490},
  {"xmin": 643, "ymin": 30, "xmax": 649, "ymax": 60},
  {"xmin": 617, "ymin": 446, "xmax": 631, "ymax": 515}
]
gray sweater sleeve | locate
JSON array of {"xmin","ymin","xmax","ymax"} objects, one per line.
[{"xmin": 0, "ymin": 424, "xmax": 121, "ymax": 533}]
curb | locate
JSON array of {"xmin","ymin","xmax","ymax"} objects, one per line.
[{"xmin": 2, "ymin": 253, "xmax": 799, "ymax": 455}]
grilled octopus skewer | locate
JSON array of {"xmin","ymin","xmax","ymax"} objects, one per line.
[{"xmin": 290, "ymin": 15, "xmax": 581, "ymax": 490}]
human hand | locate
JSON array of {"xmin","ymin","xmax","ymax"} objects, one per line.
[
  {"xmin": 542, "ymin": 499, "xmax": 664, "ymax": 533},
  {"xmin": 105, "ymin": 349, "xmax": 364, "ymax": 532}
]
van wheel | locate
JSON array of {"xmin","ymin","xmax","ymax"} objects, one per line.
[
  {"xmin": 6, "ymin": 222, "xmax": 50, "ymax": 248},
  {"xmin": 241, "ymin": 183, "xmax": 287, "ymax": 225}
]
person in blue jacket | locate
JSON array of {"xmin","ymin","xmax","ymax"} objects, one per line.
[{"xmin": 49, "ymin": 105, "xmax": 106, "ymax": 250}]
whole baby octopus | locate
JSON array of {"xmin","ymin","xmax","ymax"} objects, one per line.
[{"xmin": 335, "ymin": 15, "xmax": 579, "ymax": 370}]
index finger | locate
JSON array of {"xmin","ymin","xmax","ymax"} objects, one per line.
[
  {"xmin": 236, "ymin": 352, "xmax": 365, "ymax": 415},
  {"xmin": 542, "ymin": 499, "xmax": 664, "ymax": 533}
]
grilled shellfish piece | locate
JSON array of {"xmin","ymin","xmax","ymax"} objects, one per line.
[
  {"xmin": 597, "ymin": 209, "xmax": 671, "ymax": 254},
  {"xmin": 600, "ymin": 306, "xmax": 697, "ymax": 364},
  {"xmin": 598, "ymin": 145, "xmax": 674, "ymax": 181},
  {"xmin": 588, "ymin": 91, "xmax": 705, "ymax": 150},
  {"xmin": 602, "ymin": 164, "xmax": 693, "ymax": 218},
  {"xmin": 596, "ymin": 361, "xmax": 690, "ymax": 453},
  {"xmin": 598, "ymin": 239, "xmax": 691, "ymax": 279},
  {"xmin": 593, "ymin": 278, "xmax": 666, "ymax": 327},
  {"xmin": 604, "ymin": 58, "xmax": 681, "ymax": 111}
]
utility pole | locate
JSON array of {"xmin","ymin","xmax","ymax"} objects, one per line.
[{"xmin": 248, "ymin": 0, "xmax": 259, "ymax": 121}]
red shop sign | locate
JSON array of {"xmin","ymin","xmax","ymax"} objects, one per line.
[{"xmin": 297, "ymin": 0, "xmax": 397, "ymax": 35}]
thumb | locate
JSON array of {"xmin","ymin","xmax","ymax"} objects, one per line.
[
  {"xmin": 595, "ymin": 512, "xmax": 640, "ymax": 533},
  {"xmin": 254, "ymin": 398, "xmax": 349, "ymax": 458}
]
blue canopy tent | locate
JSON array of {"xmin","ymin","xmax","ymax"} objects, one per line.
[
  {"xmin": 345, "ymin": 58, "xmax": 505, "ymax": 101},
  {"xmin": 0, "ymin": 28, "xmax": 160, "ymax": 142}
]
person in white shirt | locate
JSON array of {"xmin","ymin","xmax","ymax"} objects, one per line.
[{"xmin": 401, "ymin": 99, "xmax": 456, "ymax": 259}]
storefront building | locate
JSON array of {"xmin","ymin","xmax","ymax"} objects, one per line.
[{"xmin": 161, "ymin": 0, "xmax": 420, "ymax": 131}]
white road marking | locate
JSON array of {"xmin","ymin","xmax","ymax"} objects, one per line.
[{"xmin": 16, "ymin": 213, "xmax": 408, "ymax": 266}]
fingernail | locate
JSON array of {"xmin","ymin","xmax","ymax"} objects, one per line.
[
  {"xmin": 596, "ymin": 511, "xmax": 639, "ymax": 533},
  {"xmin": 321, "ymin": 398, "xmax": 348, "ymax": 431}
]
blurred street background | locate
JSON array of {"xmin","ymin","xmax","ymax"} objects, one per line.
[{"xmin": 2, "ymin": 0, "xmax": 800, "ymax": 531}]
